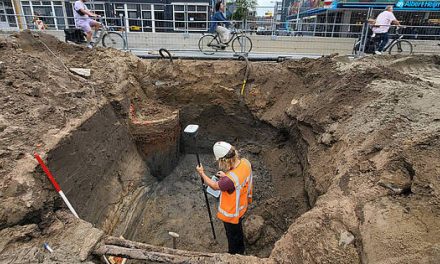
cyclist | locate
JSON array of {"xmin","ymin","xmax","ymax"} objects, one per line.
[
  {"xmin": 209, "ymin": 1, "xmax": 231, "ymax": 47},
  {"xmin": 373, "ymin": 5, "xmax": 400, "ymax": 55},
  {"xmin": 74, "ymin": 0, "xmax": 101, "ymax": 49}
]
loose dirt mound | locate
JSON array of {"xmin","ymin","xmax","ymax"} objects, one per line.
[{"xmin": 1, "ymin": 31, "xmax": 440, "ymax": 263}]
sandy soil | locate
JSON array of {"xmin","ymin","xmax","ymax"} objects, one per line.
[{"xmin": 1, "ymin": 31, "xmax": 440, "ymax": 263}]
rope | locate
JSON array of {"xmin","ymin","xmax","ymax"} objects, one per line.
[
  {"xmin": 33, "ymin": 34, "xmax": 69, "ymax": 73},
  {"xmin": 33, "ymin": 33, "xmax": 101, "ymax": 112},
  {"xmin": 238, "ymin": 55, "xmax": 250, "ymax": 96}
]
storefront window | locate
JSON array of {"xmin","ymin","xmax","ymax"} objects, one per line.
[
  {"xmin": 54, "ymin": 5, "xmax": 64, "ymax": 29},
  {"xmin": 0, "ymin": 7, "xmax": 6, "ymax": 23},
  {"xmin": 173, "ymin": 3, "xmax": 208, "ymax": 31},
  {"xmin": 21, "ymin": 0, "xmax": 67, "ymax": 29},
  {"xmin": 0, "ymin": 1, "xmax": 17, "ymax": 28},
  {"xmin": 142, "ymin": 10, "xmax": 152, "ymax": 32},
  {"xmin": 154, "ymin": 5, "xmax": 166, "ymax": 32}
]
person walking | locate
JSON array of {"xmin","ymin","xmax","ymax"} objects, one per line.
[
  {"xmin": 209, "ymin": 1, "xmax": 231, "ymax": 46},
  {"xmin": 196, "ymin": 141, "xmax": 253, "ymax": 254},
  {"xmin": 373, "ymin": 5, "xmax": 400, "ymax": 54}
]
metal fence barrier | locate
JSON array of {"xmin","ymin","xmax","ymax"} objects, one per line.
[{"xmin": 2, "ymin": 12, "xmax": 440, "ymax": 56}]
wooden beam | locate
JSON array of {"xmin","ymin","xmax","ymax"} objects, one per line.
[{"xmin": 101, "ymin": 236, "xmax": 216, "ymax": 258}]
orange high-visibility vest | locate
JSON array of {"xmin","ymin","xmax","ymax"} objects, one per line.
[{"xmin": 217, "ymin": 158, "xmax": 253, "ymax": 224}]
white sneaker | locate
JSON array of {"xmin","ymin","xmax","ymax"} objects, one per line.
[
  {"xmin": 87, "ymin": 44, "xmax": 93, "ymax": 49},
  {"xmin": 374, "ymin": 51, "xmax": 382, "ymax": 55}
]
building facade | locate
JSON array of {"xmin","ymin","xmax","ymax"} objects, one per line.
[
  {"xmin": 278, "ymin": 0, "xmax": 440, "ymax": 37},
  {"xmin": 2, "ymin": 0, "xmax": 213, "ymax": 32},
  {"xmin": 284, "ymin": 0, "xmax": 440, "ymax": 26}
]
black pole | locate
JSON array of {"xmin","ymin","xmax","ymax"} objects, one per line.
[{"xmin": 195, "ymin": 139, "xmax": 216, "ymax": 240}]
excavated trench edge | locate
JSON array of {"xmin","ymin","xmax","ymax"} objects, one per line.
[{"xmin": 37, "ymin": 95, "xmax": 314, "ymax": 262}]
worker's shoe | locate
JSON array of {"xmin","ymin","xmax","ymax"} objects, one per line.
[
  {"xmin": 87, "ymin": 42, "xmax": 95, "ymax": 49},
  {"xmin": 374, "ymin": 51, "xmax": 382, "ymax": 55}
]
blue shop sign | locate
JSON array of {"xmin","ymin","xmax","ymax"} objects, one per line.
[{"xmin": 396, "ymin": 0, "xmax": 440, "ymax": 9}]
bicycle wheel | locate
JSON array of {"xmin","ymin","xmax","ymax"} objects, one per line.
[
  {"xmin": 232, "ymin": 35, "xmax": 252, "ymax": 53},
  {"xmin": 102, "ymin": 32, "xmax": 126, "ymax": 49},
  {"xmin": 198, "ymin": 34, "xmax": 218, "ymax": 55},
  {"xmin": 388, "ymin": 40, "xmax": 413, "ymax": 55}
]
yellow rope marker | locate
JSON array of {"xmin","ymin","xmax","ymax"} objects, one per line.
[
  {"xmin": 238, "ymin": 55, "xmax": 250, "ymax": 96},
  {"xmin": 241, "ymin": 79, "xmax": 247, "ymax": 95}
]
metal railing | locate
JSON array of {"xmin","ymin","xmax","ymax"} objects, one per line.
[{"xmin": 2, "ymin": 13, "xmax": 440, "ymax": 56}]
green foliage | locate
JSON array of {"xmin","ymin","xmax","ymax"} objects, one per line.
[{"xmin": 231, "ymin": 0, "xmax": 257, "ymax": 20}]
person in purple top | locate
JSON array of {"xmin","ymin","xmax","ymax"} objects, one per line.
[
  {"xmin": 209, "ymin": 1, "xmax": 231, "ymax": 45},
  {"xmin": 74, "ymin": 0, "xmax": 101, "ymax": 48}
]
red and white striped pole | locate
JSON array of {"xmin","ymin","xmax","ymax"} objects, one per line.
[{"xmin": 34, "ymin": 153, "xmax": 79, "ymax": 219}]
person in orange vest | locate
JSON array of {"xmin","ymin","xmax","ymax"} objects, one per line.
[{"xmin": 196, "ymin": 141, "xmax": 253, "ymax": 254}]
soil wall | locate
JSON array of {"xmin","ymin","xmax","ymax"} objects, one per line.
[{"xmin": 45, "ymin": 102, "xmax": 151, "ymax": 231}]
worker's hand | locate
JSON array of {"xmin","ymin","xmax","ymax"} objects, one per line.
[
  {"xmin": 216, "ymin": 171, "xmax": 226, "ymax": 178},
  {"xmin": 196, "ymin": 164, "xmax": 204, "ymax": 176}
]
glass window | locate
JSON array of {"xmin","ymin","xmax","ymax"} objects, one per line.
[
  {"xmin": 33, "ymin": 6, "xmax": 55, "ymax": 28},
  {"xmin": 189, "ymin": 13, "xmax": 206, "ymax": 21},
  {"xmin": 23, "ymin": 6, "xmax": 32, "ymax": 16},
  {"xmin": 94, "ymin": 4, "xmax": 104, "ymax": 10},
  {"xmin": 55, "ymin": 6, "xmax": 65, "ymax": 29},
  {"xmin": 197, "ymin": 6, "xmax": 207, "ymax": 12},
  {"xmin": 154, "ymin": 5, "xmax": 164, "ymax": 11},
  {"xmin": 172, "ymin": 3, "xmax": 208, "ymax": 31},
  {"xmin": 42, "ymin": 1, "xmax": 51, "ymax": 5},
  {"xmin": 141, "ymin": 4, "xmax": 150, "ymax": 10},
  {"xmin": 154, "ymin": 10, "xmax": 166, "ymax": 31},
  {"xmin": 0, "ymin": 9, "xmax": 5, "ymax": 22},
  {"xmin": 115, "ymin": 4, "xmax": 124, "ymax": 10},
  {"xmin": 127, "ymin": 4, "xmax": 137, "ymax": 10},
  {"xmin": 142, "ymin": 10, "xmax": 152, "ymax": 32},
  {"xmin": 175, "ymin": 13, "xmax": 184, "ymax": 21},
  {"xmin": 115, "ymin": 10, "xmax": 124, "ymax": 19},
  {"xmin": 53, "ymin": 1, "xmax": 62, "ymax": 5},
  {"xmin": 32, "ymin": 1, "xmax": 42, "ymax": 6},
  {"xmin": 33, "ymin": 6, "xmax": 52, "ymax": 16},
  {"xmin": 128, "ymin": 11, "xmax": 138, "ymax": 19},
  {"xmin": 174, "ymin": 5, "xmax": 184, "ymax": 11},
  {"xmin": 21, "ymin": 1, "xmax": 30, "ymax": 6},
  {"xmin": 142, "ymin": 11, "xmax": 151, "ymax": 19}
]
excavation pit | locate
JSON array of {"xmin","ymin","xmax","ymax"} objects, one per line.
[
  {"xmin": 4, "ymin": 32, "xmax": 440, "ymax": 263},
  {"xmin": 45, "ymin": 91, "xmax": 310, "ymax": 258}
]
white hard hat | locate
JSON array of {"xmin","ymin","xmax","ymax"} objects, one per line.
[{"xmin": 213, "ymin": 141, "xmax": 232, "ymax": 160}]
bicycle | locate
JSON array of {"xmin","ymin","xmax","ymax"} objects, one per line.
[
  {"xmin": 64, "ymin": 17, "xmax": 126, "ymax": 49},
  {"xmin": 353, "ymin": 27, "xmax": 413, "ymax": 55},
  {"xmin": 198, "ymin": 26, "xmax": 252, "ymax": 55}
]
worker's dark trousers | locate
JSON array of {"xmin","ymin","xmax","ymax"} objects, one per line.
[
  {"xmin": 223, "ymin": 218, "xmax": 245, "ymax": 254},
  {"xmin": 376, "ymin": 33, "xmax": 389, "ymax": 52}
]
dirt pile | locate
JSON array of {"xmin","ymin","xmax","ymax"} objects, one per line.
[{"xmin": 1, "ymin": 31, "xmax": 440, "ymax": 263}]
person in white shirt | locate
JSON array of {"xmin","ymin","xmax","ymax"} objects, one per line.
[
  {"xmin": 373, "ymin": 5, "xmax": 400, "ymax": 54},
  {"xmin": 74, "ymin": 0, "xmax": 101, "ymax": 48}
]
